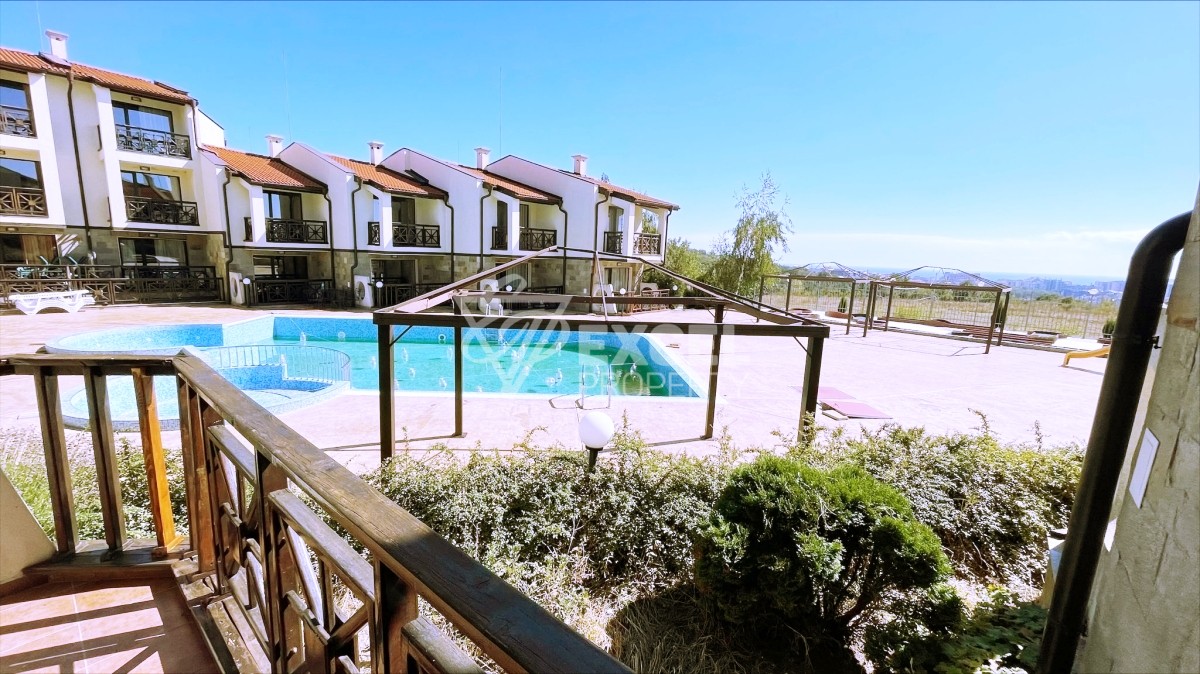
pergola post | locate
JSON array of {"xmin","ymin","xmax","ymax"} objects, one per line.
[
  {"xmin": 846, "ymin": 282, "xmax": 857, "ymax": 335},
  {"xmin": 454, "ymin": 325, "xmax": 464, "ymax": 436},
  {"xmin": 984, "ymin": 290, "xmax": 1001, "ymax": 354},
  {"xmin": 800, "ymin": 335, "xmax": 824, "ymax": 436},
  {"xmin": 996, "ymin": 291, "xmax": 1011, "ymax": 347},
  {"xmin": 784, "ymin": 277, "xmax": 793, "ymax": 314},
  {"xmin": 378, "ymin": 324, "xmax": 395, "ymax": 461},
  {"xmin": 704, "ymin": 304, "xmax": 724, "ymax": 439},
  {"xmin": 863, "ymin": 282, "xmax": 874, "ymax": 337},
  {"xmin": 756, "ymin": 277, "xmax": 767, "ymax": 323},
  {"xmin": 884, "ymin": 284, "xmax": 895, "ymax": 331}
]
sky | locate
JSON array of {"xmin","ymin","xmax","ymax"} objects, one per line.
[{"xmin": 0, "ymin": 1, "xmax": 1196, "ymax": 280}]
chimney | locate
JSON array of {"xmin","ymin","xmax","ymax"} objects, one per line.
[
  {"xmin": 266, "ymin": 134, "xmax": 283, "ymax": 158},
  {"xmin": 475, "ymin": 147, "xmax": 490, "ymax": 169},
  {"xmin": 45, "ymin": 30, "xmax": 69, "ymax": 61},
  {"xmin": 368, "ymin": 141, "xmax": 384, "ymax": 166},
  {"xmin": 572, "ymin": 154, "xmax": 588, "ymax": 176}
]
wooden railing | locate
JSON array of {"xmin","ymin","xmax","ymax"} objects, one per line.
[
  {"xmin": 266, "ymin": 218, "xmax": 329, "ymax": 244},
  {"xmin": 367, "ymin": 221, "xmax": 381, "ymax": 246},
  {"xmin": 393, "ymin": 223, "xmax": 441, "ymax": 248},
  {"xmin": 0, "ymin": 185, "xmax": 48, "ymax": 216},
  {"xmin": 1, "ymin": 104, "xmax": 35, "ymax": 137},
  {"xmin": 125, "ymin": 196, "xmax": 200, "ymax": 225},
  {"xmin": 518, "ymin": 227, "xmax": 557, "ymax": 251},
  {"xmin": 0, "ymin": 353, "xmax": 627, "ymax": 673},
  {"xmin": 1, "ymin": 264, "xmax": 223, "ymax": 305},
  {"xmin": 633, "ymin": 233, "xmax": 661, "ymax": 256},
  {"xmin": 603, "ymin": 231, "xmax": 623, "ymax": 255}
]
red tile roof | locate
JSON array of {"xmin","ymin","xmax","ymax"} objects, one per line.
[
  {"xmin": 328, "ymin": 156, "xmax": 447, "ymax": 199},
  {"xmin": 203, "ymin": 146, "xmax": 324, "ymax": 192},
  {"xmin": 0, "ymin": 46, "xmax": 192, "ymax": 104},
  {"xmin": 441, "ymin": 163, "xmax": 560, "ymax": 204},
  {"xmin": 560, "ymin": 171, "xmax": 679, "ymax": 210}
]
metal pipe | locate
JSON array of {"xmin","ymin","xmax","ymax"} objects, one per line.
[
  {"xmin": 800, "ymin": 334, "xmax": 824, "ymax": 433},
  {"xmin": 591, "ymin": 190, "xmax": 610, "ymax": 293},
  {"xmin": 441, "ymin": 194, "xmax": 456, "ymax": 281},
  {"xmin": 378, "ymin": 323, "xmax": 395, "ymax": 461},
  {"xmin": 556, "ymin": 201, "xmax": 569, "ymax": 290},
  {"xmin": 65, "ymin": 71, "xmax": 93, "ymax": 255},
  {"xmin": 322, "ymin": 190, "xmax": 336, "ymax": 287},
  {"xmin": 478, "ymin": 185, "xmax": 493, "ymax": 273},
  {"xmin": 1037, "ymin": 210, "xmax": 1192, "ymax": 674},
  {"xmin": 847, "ymin": 282, "xmax": 856, "ymax": 335},
  {"xmin": 220, "ymin": 168, "xmax": 233, "ymax": 262},
  {"xmin": 350, "ymin": 178, "xmax": 364, "ymax": 282},
  {"xmin": 704, "ymin": 304, "xmax": 724, "ymax": 439}
]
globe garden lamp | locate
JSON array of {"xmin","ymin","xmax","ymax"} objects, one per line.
[
  {"xmin": 578, "ymin": 411, "xmax": 615, "ymax": 472},
  {"xmin": 375, "ymin": 280, "xmax": 383, "ymax": 289},
  {"xmin": 241, "ymin": 277, "xmax": 252, "ymax": 286}
]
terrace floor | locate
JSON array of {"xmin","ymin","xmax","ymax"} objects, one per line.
[
  {"xmin": 0, "ymin": 577, "xmax": 217, "ymax": 673},
  {"xmin": 0, "ymin": 303, "xmax": 1107, "ymax": 473}
]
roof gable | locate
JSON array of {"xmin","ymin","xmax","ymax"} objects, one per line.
[
  {"xmin": 203, "ymin": 145, "xmax": 324, "ymax": 192},
  {"xmin": 328, "ymin": 155, "xmax": 447, "ymax": 199},
  {"xmin": 0, "ymin": 46, "xmax": 192, "ymax": 104}
]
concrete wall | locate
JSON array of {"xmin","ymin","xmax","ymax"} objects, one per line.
[
  {"xmin": 0, "ymin": 469, "xmax": 56, "ymax": 585},
  {"xmin": 1076, "ymin": 201, "xmax": 1200, "ymax": 673}
]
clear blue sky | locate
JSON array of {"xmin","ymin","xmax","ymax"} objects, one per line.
[{"xmin": 1, "ymin": 1, "xmax": 1196, "ymax": 279}]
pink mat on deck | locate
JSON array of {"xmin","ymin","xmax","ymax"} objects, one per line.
[{"xmin": 823, "ymin": 399, "xmax": 892, "ymax": 419}]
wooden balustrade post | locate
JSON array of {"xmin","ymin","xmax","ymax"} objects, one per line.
[
  {"xmin": 259, "ymin": 460, "xmax": 304, "ymax": 673},
  {"xmin": 32, "ymin": 369, "xmax": 77, "ymax": 556},
  {"xmin": 372, "ymin": 560, "xmax": 419, "ymax": 674},
  {"xmin": 84, "ymin": 367, "xmax": 125, "ymax": 554},
  {"xmin": 176, "ymin": 378, "xmax": 215, "ymax": 571},
  {"xmin": 132, "ymin": 369, "xmax": 181, "ymax": 556}
]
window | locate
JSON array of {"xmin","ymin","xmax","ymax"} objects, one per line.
[
  {"xmin": 0, "ymin": 80, "xmax": 34, "ymax": 137},
  {"xmin": 121, "ymin": 171, "xmax": 181, "ymax": 200},
  {"xmin": 371, "ymin": 196, "xmax": 382, "ymax": 222},
  {"xmin": 393, "ymin": 197, "xmax": 416, "ymax": 224},
  {"xmin": 253, "ymin": 255, "xmax": 308, "ymax": 279},
  {"xmin": 608, "ymin": 206, "xmax": 624, "ymax": 232},
  {"xmin": 496, "ymin": 201, "xmax": 508, "ymax": 229},
  {"xmin": 519, "ymin": 203, "xmax": 531, "ymax": 228},
  {"xmin": 0, "ymin": 158, "xmax": 43, "ymax": 189},
  {"xmin": 495, "ymin": 262, "xmax": 530, "ymax": 291},
  {"xmin": 112, "ymin": 101, "xmax": 173, "ymax": 132},
  {"xmin": 265, "ymin": 191, "xmax": 303, "ymax": 220},
  {"xmin": 118, "ymin": 237, "xmax": 187, "ymax": 266},
  {"xmin": 0, "ymin": 234, "xmax": 57, "ymax": 264},
  {"xmin": 372, "ymin": 258, "xmax": 417, "ymax": 283}
]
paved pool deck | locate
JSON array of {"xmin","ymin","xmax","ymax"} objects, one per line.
[{"xmin": 0, "ymin": 303, "xmax": 1106, "ymax": 473}]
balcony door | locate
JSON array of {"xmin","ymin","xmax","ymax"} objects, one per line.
[
  {"xmin": 112, "ymin": 102, "xmax": 173, "ymax": 134},
  {"xmin": 0, "ymin": 233, "xmax": 57, "ymax": 264},
  {"xmin": 393, "ymin": 197, "xmax": 416, "ymax": 225},
  {"xmin": 121, "ymin": 170, "xmax": 181, "ymax": 201},
  {"xmin": 265, "ymin": 191, "xmax": 303, "ymax": 221},
  {"xmin": 119, "ymin": 237, "xmax": 186, "ymax": 267},
  {"xmin": 254, "ymin": 255, "xmax": 308, "ymax": 280},
  {"xmin": 0, "ymin": 158, "xmax": 47, "ymax": 217},
  {"xmin": 1, "ymin": 80, "xmax": 35, "ymax": 136}
]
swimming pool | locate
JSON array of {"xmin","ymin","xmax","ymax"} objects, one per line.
[{"xmin": 47, "ymin": 316, "xmax": 701, "ymax": 428}]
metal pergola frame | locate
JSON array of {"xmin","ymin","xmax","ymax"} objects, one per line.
[
  {"xmin": 758, "ymin": 262, "xmax": 877, "ymax": 335},
  {"xmin": 862, "ymin": 267, "xmax": 1012, "ymax": 354},
  {"xmin": 373, "ymin": 246, "xmax": 831, "ymax": 460}
]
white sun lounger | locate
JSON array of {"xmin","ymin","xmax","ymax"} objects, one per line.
[{"xmin": 7, "ymin": 289, "xmax": 96, "ymax": 315}]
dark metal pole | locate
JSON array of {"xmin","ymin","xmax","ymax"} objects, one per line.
[
  {"xmin": 454, "ymin": 325, "xmax": 464, "ymax": 437},
  {"xmin": 784, "ymin": 277, "xmax": 793, "ymax": 314},
  {"xmin": 846, "ymin": 282, "xmax": 857, "ymax": 335},
  {"xmin": 1037, "ymin": 210, "xmax": 1191, "ymax": 674},
  {"xmin": 883, "ymin": 284, "xmax": 895, "ymax": 331},
  {"xmin": 863, "ymin": 282, "xmax": 873, "ymax": 338},
  {"xmin": 997, "ymin": 291, "xmax": 1011, "ymax": 347},
  {"xmin": 704, "ymin": 304, "xmax": 725, "ymax": 439},
  {"xmin": 378, "ymin": 324, "xmax": 395, "ymax": 461},
  {"xmin": 984, "ymin": 289, "xmax": 1000, "ymax": 354},
  {"xmin": 800, "ymin": 335, "xmax": 824, "ymax": 435}
]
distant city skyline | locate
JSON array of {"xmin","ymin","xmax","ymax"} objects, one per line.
[{"xmin": 0, "ymin": 1, "xmax": 1194, "ymax": 278}]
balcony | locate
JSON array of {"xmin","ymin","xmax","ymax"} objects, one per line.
[
  {"xmin": 125, "ymin": 196, "xmax": 199, "ymax": 225},
  {"xmin": 0, "ymin": 186, "xmax": 48, "ymax": 216},
  {"xmin": 519, "ymin": 227, "xmax": 557, "ymax": 251},
  {"xmin": 603, "ymin": 231, "xmax": 623, "ymax": 255},
  {"xmin": 394, "ymin": 222, "xmax": 441, "ymax": 248},
  {"xmin": 1, "ymin": 104, "xmax": 35, "ymax": 137},
  {"xmin": 265, "ymin": 218, "xmax": 328, "ymax": 244},
  {"xmin": 114, "ymin": 124, "xmax": 191, "ymax": 159},
  {"xmin": 0, "ymin": 352, "xmax": 627, "ymax": 674},
  {"xmin": 491, "ymin": 226, "xmax": 508, "ymax": 250},
  {"xmin": 634, "ymin": 233, "xmax": 662, "ymax": 255},
  {"xmin": 367, "ymin": 221, "xmax": 381, "ymax": 246}
]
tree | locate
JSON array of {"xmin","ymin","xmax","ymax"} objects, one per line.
[
  {"xmin": 643, "ymin": 238, "xmax": 712, "ymax": 291},
  {"xmin": 705, "ymin": 172, "xmax": 792, "ymax": 297}
]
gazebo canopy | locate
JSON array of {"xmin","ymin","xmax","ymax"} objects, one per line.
[
  {"xmin": 783, "ymin": 261, "xmax": 877, "ymax": 281},
  {"xmin": 887, "ymin": 266, "xmax": 1007, "ymax": 288}
]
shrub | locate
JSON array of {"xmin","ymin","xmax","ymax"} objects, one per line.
[
  {"xmin": 865, "ymin": 586, "xmax": 1046, "ymax": 673},
  {"xmin": 364, "ymin": 420, "xmax": 737, "ymax": 595},
  {"xmin": 798, "ymin": 424, "xmax": 1081, "ymax": 580},
  {"xmin": 837, "ymin": 296, "xmax": 848, "ymax": 313},
  {"xmin": 1102, "ymin": 318, "xmax": 1117, "ymax": 336},
  {"xmin": 693, "ymin": 456, "xmax": 950, "ymax": 639}
]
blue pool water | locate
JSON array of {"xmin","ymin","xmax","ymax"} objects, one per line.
[{"xmin": 47, "ymin": 316, "xmax": 700, "ymax": 429}]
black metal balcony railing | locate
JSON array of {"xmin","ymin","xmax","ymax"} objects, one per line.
[
  {"xmin": 265, "ymin": 218, "xmax": 328, "ymax": 244},
  {"xmin": 393, "ymin": 222, "xmax": 441, "ymax": 248},
  {"xmin": 114, "ymin": 123, "xmax": 191, "ymax": 158},
  {"xmin": 492, "ymin": 226, "xmax": 508, "ymax": 250},
  {"xmin": 1, "ymin": 104, "xmax": 35, "ymax": 137},
  {"xmin": 603, "ymin": 231, "xmax": 623, "ymax": 254},
  {"xmin": 0, "ymin": 186, "xmax": 48, "ymax": 216},
  {"xmin": 367, "ymin": 221, "xmax": 381, "ymax": 246},
  {"xmin": 519, "ymin": 227, "xmax": 557, "ymax": 251},
  {"xmin": 249, "ymin": 278, "xmax": 352, "ymax": 307},
  {"xmin": 634, "ymin": 232, "xmax": 662, "ymax": 255},
  {"xmin": 125, "ymin": 196, "xmax": 199, "ymax": 225}
]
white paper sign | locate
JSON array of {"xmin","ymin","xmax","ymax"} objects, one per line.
[{"xmin": 1128, "ymin": 430, "xmax": 1160, "ymax": 508}]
